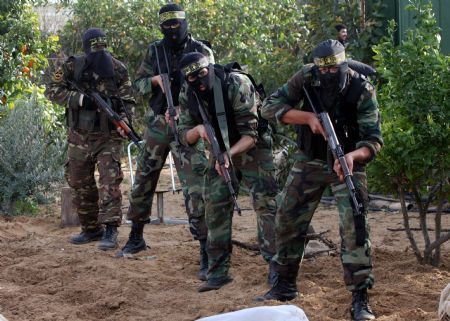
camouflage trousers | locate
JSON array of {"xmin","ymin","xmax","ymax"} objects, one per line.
[
  {"xmin": 64, "ymin": 129, "xmax": 124, "ymax": 231},
  {"xmin": 205, "ymin": 146, "xmax": 278, "ymax": 280},
  {"xmin": 273, "ymin": 156, "xmax": 373, "ymax": 291},
  {"xmin": 127, "ymin": 113, "xmax": 207, "ymax": 240}
]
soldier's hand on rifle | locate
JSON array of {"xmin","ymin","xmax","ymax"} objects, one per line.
[
  {"xmin": 215, "ymin": 153, "xmax": 230, "ymax": 177},
  {"xmin": 151, "ymin": 75, "xmax": 164, "ymax": 93},
  {"xmin": 195, "ymin": 124, "xmax": 209, "ymax": 143},
  {"xmin": 116, "ymin": 127, "xmax": 127, "ymax": 138},
  {"xmin": 334, "ymin": 154, "xmax": 354, "ymax": 183},
  {"xmin": 164, "ymin": 106, "xmax": 180, "ymax": 125},
  {"xmin": 307, "ymin": 112, "xmax": 326, "ymax": 140},
  {"xmin": 116, "ymin": 118, "xmax": 130, "ymax": 138}
]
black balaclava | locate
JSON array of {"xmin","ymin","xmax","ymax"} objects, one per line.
[
  {"xmin": 179, "ymin": 52, "xmax": 214, "ymax": 100},
  {"xmin": 159, "ymin": 3, "xmax": 188, "ymax": 49},
  {"xmin": 312, "ymin": 39, "xmax": 349, "ymax": 109},
  {"xmin": 82, "ymin": 28, "xmax": 114, "ymax": 78}
]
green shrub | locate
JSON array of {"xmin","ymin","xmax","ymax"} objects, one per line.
[
  {"xmin": 371, "ymin": 0, "xmax": 449, "ymax": 266},
  {"xmin": 0, "ymin": 91, "xmax": 66, "ymax": 214}
]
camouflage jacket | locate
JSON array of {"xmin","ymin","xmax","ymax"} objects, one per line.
[
  {"xmin": 178, "ymin": 70, "xmax": 258, "ymax": 152},
  {"xmin": 134, "ymin": 34, "xmax": 214, "ymax": 115},
  {"xmin": 45, "ymin": 54, "xmax": 135, "ymax": 134},
  {"xmin": 261, "ymin": 63, "xmax": 383, "ymax": 162}
]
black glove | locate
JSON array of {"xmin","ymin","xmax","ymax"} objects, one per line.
[{"xmin": 81, "ymin": 95, "xmax": 97, "ymax": 110}]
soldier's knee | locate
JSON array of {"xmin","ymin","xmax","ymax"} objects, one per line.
[{"xmin": 65, "ymin": 159, "xmax": 96, "ymax": 189}]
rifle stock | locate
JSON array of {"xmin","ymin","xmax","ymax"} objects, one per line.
[
  {"xmin": 302, "ymin": 85, "xmax": 365, "ymax": 246},
  {"xmin": 194, "ymin": 94, "xmax": 241, "ymax": 215}
]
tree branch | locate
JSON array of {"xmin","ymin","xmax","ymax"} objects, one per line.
[{"xmin": 424, "ymin": 232, "xmax": 450, "ymax": 257}]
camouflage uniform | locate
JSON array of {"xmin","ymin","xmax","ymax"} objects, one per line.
[
  {"xmin": 178, "ymin": 70, "xmax": 277, "ymax": 281},
  {"xmin": 128, "ymin": 35, "xmax": 213, "ymax": 240},
  {"xmin": 45, "ymin": 56, "xmax": 135, "ymax": 231},
  {"xmin": 261, "ymin": 63, "xmax": 383, "ymax": 291}
]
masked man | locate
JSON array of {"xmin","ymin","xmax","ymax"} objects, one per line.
[
  {"xmin": 177, "ymin": 52, "xmax": 278, "ymax": 292},
  {"xmin": 122, "ymin": 3, "xmax": 214, "ymax": 281},
  {"xmin": 45, "ymin": 28, "xmax": 135, "ymax": 250},
  {"xmin": 255, "ymin": 40, "xmax": 382, "ymax": 321}
]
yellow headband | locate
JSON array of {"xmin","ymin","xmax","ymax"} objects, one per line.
[
  {"xmin": 182, "ymin": 57, "xmax": 209, "ymax": 75},
  {"xmin": 159, "ymin": 11, "xmax": 186, "ymax": 24},
  {"xmin": 314, "ymin": 51, "xmax": 346, "ymax": 67},
  {"xmin": 89, "ymin": 36, "xmax": 107, "ymax": 50}
]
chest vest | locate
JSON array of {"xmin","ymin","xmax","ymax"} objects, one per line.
[
  {"xmin": 67, "ymin": 55, "xmax": 121, "ymax": 133},
  {"xmin": 297, "ymin": 68, "xmax": 366, "ymax": 161},
  {"xmin": 150, "ymin": 39, "xmax": 208, "ymax": 115}
]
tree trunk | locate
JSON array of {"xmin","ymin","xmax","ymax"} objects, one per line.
[
  {"xmin": 432, "ymin": 187, "xmax": 445, "ymax": 266},
  {"xmin": 60, "ymin": 186, "xmax": 80, "ymax": 228},
  {"xmin": 399, "ymin": 187, "xmax": 423, "ymax": 263}
]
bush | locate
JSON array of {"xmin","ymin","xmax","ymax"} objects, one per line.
[
  {"xmin": 371, "ymin": 0, "xmax": 449, "ymax": 266},
  {"xmin": 0, "ymin": 92, "xmax": 66, "ymax": 214}
]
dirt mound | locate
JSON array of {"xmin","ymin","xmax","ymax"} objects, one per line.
[{"xmin": 1, "ymin": 198, "xmax": 449, "ymax": 321}]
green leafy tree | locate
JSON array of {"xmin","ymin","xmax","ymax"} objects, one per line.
[
  {"xmin": 371, "ymin": 1, "xmax": 449, "ymax": 266},
  {"xmin": 182, "ymin": 0, "xmax": 308, "ymax": 92},
  {"xmin": 0, "ymin": 1, "xmax": 66, "ymax": 214},
  {"xmin": 0, "ymin": 0, "xmax": 59, "ymax": 112},
  {"xmin": 58, "ymin": 0, "xmax": 308, "ymax": 93}
]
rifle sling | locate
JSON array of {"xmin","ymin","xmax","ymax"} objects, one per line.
[{"xmin": 213, "ymin": 73, "xmax": 231, "ymax": 155}]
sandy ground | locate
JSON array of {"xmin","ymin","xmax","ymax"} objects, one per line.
[{"xmin": 0, "ymin": 165, "xmax": 449, "ymax": 321}]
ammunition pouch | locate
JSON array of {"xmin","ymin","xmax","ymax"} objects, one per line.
[{"xmin": 77, "ymin": 109, "xmax": 97, "ymax": 132}]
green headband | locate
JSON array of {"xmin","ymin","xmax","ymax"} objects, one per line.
[
  {"xmin": 314, "ymin": 51, "xmax": 346, "ymax": 67},
  {"xmin": 159, "ymin": 11, "xmax": 186, "ymax": 24},
  {"xmin": 182, "ymin": 57, "xmax": 209, "ymax": 76}
]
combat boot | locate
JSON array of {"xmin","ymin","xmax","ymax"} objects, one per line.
[
  {"xmin": 98, "ymin": 224, "xmax": 119, "ymax": 251},
  {"xmin": 70, "ymin": 227, "xmax": 104, "ymax": 244},
  {"xmin": 267, "ymin": 259, "xmax": 278, "ymax": 286},
  {"xmin": 198, "ymin": 276, "xmax": 233, "ymax": 292},
  {"xmin": 254, "ymin": 261, "xmax": 299, "ymax": 302},
  {"xmin": 351, "ymin": 288, "xmax": 375, "ymax": 321},
  {"xmin": 117, "ymin": 220, "xmax": 147, "ymax": 256},
  {"xmin": 197, "ymin": 239, "xmax": 208, "ymax": 281},
  {"xmin": 255, "ymin": 275, "xmax": 298, "ymax": 302}
]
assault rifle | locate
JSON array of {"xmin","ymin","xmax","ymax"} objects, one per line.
[
  {"xmin": 302, "ymin": 85, "xmax": 365, "ymax": 246},
  {"xmin": 194, "ymin": 93, "xmax": 241, "ymax": 215},
  {"xmin": 159, "ymin": 73, "xmax": 183, "ymax": 166},
  {"xmin": 154, "ymin": 44, "xmax": 183, "ymax": 166},
  {"xmin": 68, "ymin": 80, "xmax": 142, "ymax": 150}
]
